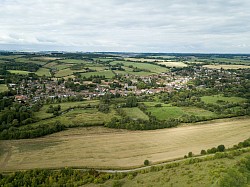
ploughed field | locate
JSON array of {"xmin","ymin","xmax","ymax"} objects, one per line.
[{"xmin": 0, "ymin": 117, "xmax": 250, "ymax": 171}]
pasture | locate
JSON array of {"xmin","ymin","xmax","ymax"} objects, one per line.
[
  {"xmin": 201, "ymin": 95, "xmax": 247, "ymax": 105},
  {"xmin": 59, "ymin": 59, "xmax": 91, "ymax": 64},
  {"xmin": 0, "ymin": 84, "xmax": 8, "ymax": 92},
  {"xmin": 110, "ymin": 61, "xmax": 168, "ymax": 74},
  {"xmin": 1, "ymin": 117, "xmax": 250, "ymax": 171},
  {"xmin": 121, "ymin": 107, "xmax": 149, "ymax": 120},
  {"xmin": 31, "ymin": 107, "xmax": 118, "ymax": 128},
  {"xmin": 8, "ymin": 70, "xmax": 30, "ymax": 75},
  {"xmin": 35, "ymin": 68, "xmax": 51, "ymax": 77},
  {"xmin": 204, "ymin": 64, "xmax": 250, "ymax": 69},
  {"xmin": 54, "ymin": 68, "xmax": 84, "ymax": 77},
  {"xmin": 34, "ymin": 100, "xmax": 99, "ymax": 120},
  {"xmin": 81, "ymin": 70, "xmax": 115, "ymax": 78},
  {"xmin": 146, "ymin": 105, "xmax": 216, "ymax": 120}
]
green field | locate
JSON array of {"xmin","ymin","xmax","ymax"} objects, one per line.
[
  {"xmin": 201, "ymin": 95, "xmax": 247, "ymax": 105},
  {"xmin": 94, "ymin": 152, "xmax": 250, "ymax": 187},
  {"xmin": 122, "ymin": 107, "xmax": 149, "ymax": 120},
  {"xmin": 34, "ymin": 100, "xmax": 99, "ymax": 120},
  {"xmin": 204, "ymin": 64, "xmax": 250, "ymax": 69},
  {"xmin": 35, "ymin": 68, "xmax": 51, "ymax": 77},
  {"xmin": 8, "ymin": 70, "xmax": 30, "ymax": 75},
  {"xmin": 147, "ymin": 106, "xmax": 216, "ymax": 120},
  {"xmin": 32, "ymin": 108, "xmax": 118, "ymax": 128},
  {"xmin": 0, "ymin": 84, "xmax": 8, "ymax": 92},
  {"xmin": 81, "ymin": 70, "xmax": 115, "ymax": 78},
  {"xmin": 15, "ymin": 58, "xmax": 47, "ymax": 65},
  {"xmin": 110, "ymin": 61, "xmax": 168, "ymax": 73},
  {"xmin": 54, "ymin": 68, "xmax": 83, "ymax": 77},
  {"xmin": 59, "ymin": 59, "xmax": 91, "ymax": 64}
]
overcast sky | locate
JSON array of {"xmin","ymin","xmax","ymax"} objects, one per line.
[{"xmin": 0, "ymin": 0, "xmax": 250, "ymax": 53}]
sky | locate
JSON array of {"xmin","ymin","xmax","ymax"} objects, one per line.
[{"xmin": 0, "ymin": 0, "xmax": 250, "ymax": 53}]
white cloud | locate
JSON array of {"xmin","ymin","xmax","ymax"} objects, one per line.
[{"xmin": 0, "ymin": 0, "xmax": 250, "ymax": 52}]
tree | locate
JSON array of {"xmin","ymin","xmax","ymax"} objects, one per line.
[
  {"xmin": 144, "ymin": 160, "xmax": 149, "ymax": 166},
  {"xmin": 217, "ymin": 145, "xmax": 225, "ymax": 152},
  {"xmin": 200, "ymin": 150, "xmax": 206, "ymax": 155},
  {"xmin": 188, "ymin": 152, "xmax": 193, "ymax": 157},
  {"xmin": 125, "ymin": 96, "xmax": 138, "ymax": 107}
]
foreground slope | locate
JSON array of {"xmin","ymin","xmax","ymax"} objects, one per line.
[{"xmin": 0, "ymin": 117, "xmax": 250, "ymax": 171}]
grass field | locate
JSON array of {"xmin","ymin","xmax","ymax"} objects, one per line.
[
  {"xmin": 59, "ymin": 59, "xmax": 91, "ymax": 64},
  {"xmin": 121, "ymin": 107, "xmax": 149, "ymax": 120},
  {"xmin": 8, "ymin": 70, "xmax": 30, "ymax": 75},
  {"xmin": 92, "ymin": 152, "xmax": 250, "ymax": 187},
  {"xmin": 110, "ymin": 61, "xmax": 168, "ymax": 74},
  {"xmin": 31, "ymin": 107, "xmax": 118, "ymax": 129},
  {"xmin": 81, "ymin": 70, "xmax": 115, "ymax": 78},
  {"xmin": 201, "ymin": 95, "xmax": 247, "ymax": 105},
  {"xmin": 34, "ymin": 100, "xmax": 99, "ymax": 120},
  {"xmin": 1, "ymin": 117, "xmax": 250, "ymax": 171},
  {"xmin": 15, "ymin": 58, "xmax": 47, "ymax": 65},
  {"xmin": 0, "ymin": 84, "xmax": 8, "ymax": 92},
  {"xmin": 204, "ymin": 64, "xmax": 250, "ymax": 69},
  {"xmin": 54, "ymin": 68, "xmax": 85, "ymax": 77},
  {"xmin": 35, "ymin": 68, "xmax": 51, "ymax": 77},
  {"xmin": 145, "ymin": 104, "xmax": 216, "ymax": 120}
]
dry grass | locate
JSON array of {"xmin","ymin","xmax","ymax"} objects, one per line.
[
  {"xmin": 158, "ymin": 61, "xmax": 188, "ymax": 67},
  {"xmin": 204, "ymin": 64, "xmax": 250, "ymax": 69},
  {"xmin": 1, "ymin": 117, "xmax": 250, "ymax": 171}
]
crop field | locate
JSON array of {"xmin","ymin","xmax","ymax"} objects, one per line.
[
  {"xmin": 201, "ymin": 95, "xmax": 247, "ymax": 105},
  {"xmin": 124, "ymin": 58, "xmax": 165, "ymax": 62},
  {"xmin": 158, "ymin": 61, "xmax": 188, "ymax": 67},
  {"xmin": 8, "ymin": 70, "xmax": 30, "ymax": 75},
  {"xmin": 35, "ymin": 68, "xmax": 51, "ymax": 77},
  {"xmin": 0, "ymin": 84, "xmax": 8, "ymax": 92},
  {"xmin": 31, "ymin": 57, "xmax": 61, "ymax": 61},
  {"xmin": 121, "ymin": 107, "xmax": 149, "ymax": 120},
  {"xmin": 81, "ymin": 70, "xmax": 115, "ymax": 78},
  {"xmin": 1, "ymin": 117, "xmax": 250, "ymax": 171},
  {"xmin": 203, "ymin": 64, "xmax": 250, "ymax": 69}
]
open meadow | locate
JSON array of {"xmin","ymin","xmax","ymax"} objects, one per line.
[
  {"xmin": 203, "ymin": 64, "xmax": 250, "ymax": 69},
  {"xmin": 1, "ymin": 117, "xmax": 250, "ymax": 172},
  {"xmin": 0, "ymin": 84, "xmax": 8, "ymax": 92}
]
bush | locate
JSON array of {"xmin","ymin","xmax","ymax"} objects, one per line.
[
  {"xmin": 217, "ymin": 145, "xmax": 225, "ymax": 152},
  {"xmin": 144, "ymin": 160, "xmax": 150, "ymax": 166},
  {"xmin": 201, "ymin": 150, "xmax": 207, "ymax": 155},
  {"xmin": 188, "ymin": 152, "xmax": 193, "ymax": 157}
]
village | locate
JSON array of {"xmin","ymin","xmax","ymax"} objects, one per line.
[{"xmin": 9, "ymin": 65, "xmax": 240, "ymax": 105}]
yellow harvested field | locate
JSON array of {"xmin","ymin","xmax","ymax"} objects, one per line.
[
  {"xmin": 158, "ymin": 61, "xmax": 187, "ymax": 67},
  {"xmin": 124, "ymin": 58, "xmax": 165, "ymax": 62},
  {"xmin": 204, "ymin": 64, "xmax": 250, "ymax": 69},
  {"xmin": 1, "ymin": 117, "xmax": 250, "ymax": 171}
]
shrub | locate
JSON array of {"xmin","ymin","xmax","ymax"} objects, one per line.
[
  {"xmin": 217, "ymin": 145, "xmax": 225, "ymax": 152},
  {"xmin": 144, "ymin": 159, "xmax": 150, "ymax": 166},
  {"xmin": 201, "ymin": 150, "xmax": 207, "ymax": 155}
]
